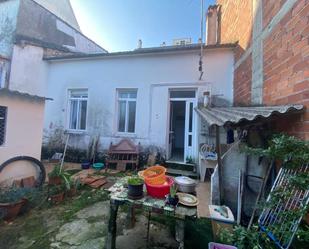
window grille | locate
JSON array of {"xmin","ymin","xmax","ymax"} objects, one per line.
[{"xmin": 0, "ymin": 106, "xmax": 7, "ymax": 146}]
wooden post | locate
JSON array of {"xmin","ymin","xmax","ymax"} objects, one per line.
[
  {"xmin": 106, "ymin": 201, "xmax": 119, "ymax": 249},
  {"xmin": 215, "ymin": 125, "xmax": 223, "ymax": 205}
]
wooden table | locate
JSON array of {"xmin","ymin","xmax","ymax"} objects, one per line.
[{"xmin": 106, "ymin": 177, "xmax": 197, "ymax": 249}]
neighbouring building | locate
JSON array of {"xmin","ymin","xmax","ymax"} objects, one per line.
[
  {"xmin": 0, "ymin": 0, "xmax": 106, "ymax": 185},
  {"xmin": 198, "ymin": 0, "xmax": 308, "ymax": 217},
  {"xmin": 215, "ymin": 0, "xmax": 309, "ymax": 140}
]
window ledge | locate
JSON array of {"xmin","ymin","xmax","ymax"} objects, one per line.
[
  {"xmin": 65, "ymin": 129, "xmax": 87, "ymax": 135},
  {"xmin": 114, "ymin": 132, "xmax": 137, "ymax": 138}
]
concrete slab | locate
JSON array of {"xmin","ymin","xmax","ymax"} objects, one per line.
[{"xmin": 196, "ymin": 181, "xmax": 211, "ymax": 218}]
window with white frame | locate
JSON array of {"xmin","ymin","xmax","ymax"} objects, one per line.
[
  {"xmin": 117, "ymin": 89, "xmax": 137, "ymax": 133},
  {"xmin": 0, "ymin": 106, "xmax": 7, "ymax": 146},
  {"xmin": 68, "ymin": 89, "xmax": 88, "ymax": 131}
]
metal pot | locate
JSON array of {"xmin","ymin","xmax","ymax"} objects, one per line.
[{"xmin": 174, "ymin": 176, "xmax": 197, "ymax": 193}]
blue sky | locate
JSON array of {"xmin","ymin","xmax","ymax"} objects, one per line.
[{"xmin": 70, "ymin": 0, "xmax": 215, "ymax": 52}]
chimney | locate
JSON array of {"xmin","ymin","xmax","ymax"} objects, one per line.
[
  {"xmin": 137, "ymin": 39, "xmax": 142, "ymax": 49},
  {"xmin": 206, "ymin": 5, "xmax": 220, "ymax": 45}
]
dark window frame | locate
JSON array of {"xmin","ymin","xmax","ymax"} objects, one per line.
[{"xmin": 0, "ymin": 106, "xmax": 7, "ymax": 146}]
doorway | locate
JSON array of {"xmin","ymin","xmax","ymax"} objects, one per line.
[
  {"xmin": 168, "ymin": 90, "xmax": 196, "ymax": 163},
  {"xmin": 170, "ymin": 101, "xmax": 186, "ymax": 161}
]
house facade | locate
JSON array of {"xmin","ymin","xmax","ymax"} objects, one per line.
[{"xmin": 43, "ymin": 44, "xmax": 235, "ymax": 163}]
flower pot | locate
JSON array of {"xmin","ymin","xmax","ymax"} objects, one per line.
[
  {"xmin": 0, "ymin": 199, "xmax": 26, "ymax": 221},
  {"xmin": 48, "ymin": 176, "xmax": 62, "ymax": 185},
  {"xmin": 166, "ymin": 195, "xmax": 179, "ymax": 206},
  {"xmin": 81, "ymin": 162, "xmax": 91, "ymax": 170},
  {"xmin": 66, "ymin": 188, "xmax": 77, "ymax": 198},
  {"xmin": 50, "ymin": 192, "xmax": 65, "ymax": 204},
  {"xmin": 128, "ymin": 183, "xmax": 144, "ymax": 199}
]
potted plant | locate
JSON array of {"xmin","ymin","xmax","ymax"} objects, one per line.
[
  {"xmin": 48, "ymin": 165, "xmax": 71, "ymax": 190},
  {"xmin": 0, "ymin": 187, "xmax": 30, "ymax": 221},
  {"xmin": 166, "ymin": 184, "xmax": 179, "ymax": 206},
  {"xmin": 49, "ymin": 184, "xmax": 65, "ymax": 204},
  {"xmin": 66, "ymin": 179, "xmax": 81, "ymax": 197},
  {"xmin": 48, "ymin": 165, "xmax": 63, "ymax": 185},
  {"xmin": 127, "ymin": 177, "xmax": 144, "ymax": 199}
]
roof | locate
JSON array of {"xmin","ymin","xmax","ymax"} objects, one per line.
[
  {"xmin": 0, "ymin": 88, "xmax": 52, "ymax": 101},
  {"xmin": 195, "ymin": 105, "xmax": 304, "ymax": 127},
  {"xmin": 43, "ymin": 43, "xmax": 237, "ymax": 61}
]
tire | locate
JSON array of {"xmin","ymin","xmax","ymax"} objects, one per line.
[{"xmin": 0, "ymin": 156, "xmax": 46, "ymax": 187}]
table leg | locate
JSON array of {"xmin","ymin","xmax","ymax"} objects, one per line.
[
  {"xmin": 146, "ymin": 211, "xmax": 151, "ymax": 245},
  {"xmin": 126, "ymin": 205, "xmax": 135, "ymax": 229},
  {"xmin": 175, "ymin": 219, "xmax": 185, "ymax": 249},
  {"xmin": 106, "ymin": 201, "xmax": 119, "ymax": 249}
]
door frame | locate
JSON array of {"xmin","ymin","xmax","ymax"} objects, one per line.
[{"xmin": 167, "ymin": 90, "xmax": 197, "ymax": 163}]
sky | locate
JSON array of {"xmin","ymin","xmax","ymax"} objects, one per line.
[{"xmin": 70, "ymin": 0, "xmax": 215, "ymax": 52}]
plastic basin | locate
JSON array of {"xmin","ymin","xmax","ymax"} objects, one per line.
[
  {"xmin": 145, "ymin": 176, "xmax": 174, "ymax": 198},
  {"xmin": 92, "ymin": 163, "xmax": 104, "ymax": 170}
]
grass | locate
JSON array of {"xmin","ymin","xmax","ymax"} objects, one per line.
[
  {"xmin": 60, "ymin": 187, "xmax": 109, "ymax": 222},
  {"xmin": 150, "ymin": 214, "xmax": 214, "ymax": 249}
]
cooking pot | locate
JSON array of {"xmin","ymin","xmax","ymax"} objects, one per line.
[{"xmin": 174, "ymin": 176, "xmax": 197, "ymax": 193}]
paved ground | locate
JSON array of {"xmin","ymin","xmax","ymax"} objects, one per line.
[{"xmin": 0, "ymin": 189, "xmax": 178, "ymax": 249}]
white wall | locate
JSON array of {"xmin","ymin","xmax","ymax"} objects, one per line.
[
  {"xmin": 9, "ymin": 44, "xmax": 48, "ymax": 97},
  {"xmin": 0, "ymin": 95, "xmax": 45, "ymax": 185},
  {"xmin": 44, "ymin": 49, "xmax": 234, "ymax": 153}
]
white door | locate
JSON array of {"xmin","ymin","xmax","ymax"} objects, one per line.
[
  {"xmin": 184, "ymin": 100, "xmax": 196, "ymax": 163},
  {"xmin": 168, "ymin": 101, "xmax": 174, "ymax": 159}
]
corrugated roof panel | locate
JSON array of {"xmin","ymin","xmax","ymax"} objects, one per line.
[{"xmin": 195, "ymin": 105, "xmax": 304, "ymax": 127}]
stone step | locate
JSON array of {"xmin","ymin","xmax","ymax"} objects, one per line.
[
  {"xmin": 166, "ymin": 168, "xmax": 199, "ymax": 179},
  {"xmin": 165, "ymin": 161, "xmax": 195, "ymax": 171}
]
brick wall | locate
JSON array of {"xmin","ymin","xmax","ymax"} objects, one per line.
[
  {"xmin": 263, "ymin": 0, "xmax": 309, "ymax": 139},
  {"xmin": 217, "ymin": 0, "xmax": 253, "ymax": 106},
  {"xmin": 217, "ymin": 0, "xmax": 309, "ymax": 140},
  {"xmin": 234, "ymin": 55, "xmax": 252, "ymax": 105},
  {"xmin": 217, "ymin": 0, "xmax": 253, "ymax": 61}
]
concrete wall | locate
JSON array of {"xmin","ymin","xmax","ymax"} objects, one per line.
[
  {"xmin": 217, "ymin": 0, "xmax": 309, "ymax": 140},
  {"xmin": 9, "ymin": 44, "xmax": 48, "ymax": 96},
  {"xmin": 32, "ymin": 0, "xmax": 80, "ymax": 31},
  {"xmin": 0, "ymin": 95, "xmax": 45, "ymax": 185},
  {"xmin": 44, "ymin": 49, "xmax": 234, "ymax": 156},
  {"xmin": 0, "ymin": 0, "xmax": 20, "ymax": 57},
  {"xmin": 16, "ymin": 0, "xmax": 105, "ymax": 54}
]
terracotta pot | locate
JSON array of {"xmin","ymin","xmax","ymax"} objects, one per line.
[
  {"xmin": 48, "ymin": 176, "xmax": 62, "ymax": 185},
  {"xmin": 305, "ymin": 211, "xmax": 309, "ymax": 225},
  {"xmin": 0, "ymin": 199, "xmax": 26, "ymax": 221},
  {"xmin": 50, "ymin": 192, "xmax": 65, "ymax": 204},
  {"xmin": 66, "ymin": 188, "xmax": 77, "ymax": 198}
]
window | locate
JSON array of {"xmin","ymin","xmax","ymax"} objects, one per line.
[
  {"xmin": 0, "ymin": 65, "xmax": 4, "ymax": 88},
  {"xmin": 117, "ymin": 89, "xmax": 137, "ymax": 133},
  {"xmin": 0, "ymin": 106, "xmax": 7, "ymax": 146},
  {"xmin": 68, "ymin": 89, "xmax": 88, "ymax": 131},
  {"xmin": 170, "ymin": 90, "xmax": 196, "ymax": 98}
]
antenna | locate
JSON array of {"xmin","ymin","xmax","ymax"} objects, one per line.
[{"xmin": 199, "ymin": 0, "xmax": 204, "ymax": 81}]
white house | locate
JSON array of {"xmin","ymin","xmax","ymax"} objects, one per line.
[{"xmin": 43, "ymin": 44, "xmax": 235, "ymax": 163}]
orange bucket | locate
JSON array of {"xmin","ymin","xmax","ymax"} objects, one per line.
[{"xmin": 142, "ymin": 165, "xmax": 166, "ymax": 185}]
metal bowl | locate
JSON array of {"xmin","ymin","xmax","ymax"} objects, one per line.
[{"xmin": 174, "ymin": 176, "xmax": 197, "ymax": 193}]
